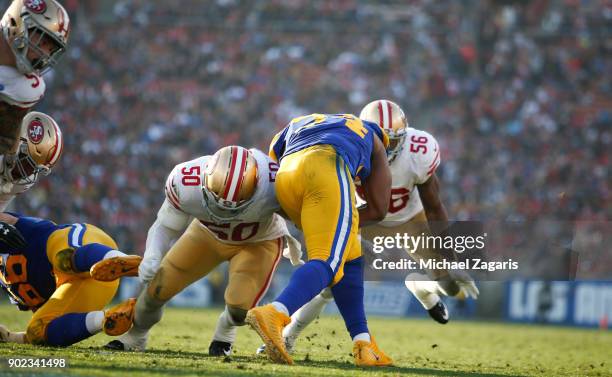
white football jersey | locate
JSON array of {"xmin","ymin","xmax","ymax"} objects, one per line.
[
  {"xmin": 0, "ymin": 66, "xmax": 45, "ymax": 108},
  {"xmin": 160, "ymin": 149, "xmax": 289, "ymax": 244},
  {"xmin": 378, "ymin": 127, "xmax": 441, "ymax": 226},
  {"xmin": 0, "ymin": 155, "xmax": 35, "ymax": 211}
]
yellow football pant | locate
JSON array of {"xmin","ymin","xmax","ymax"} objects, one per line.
[
  {"xmin": 26, "ymin": 224, "xmax": 119, "ymax": 344},
  {"xmin": 149, "ymin": 220, "xmax": 283, "ymax": 310},
  {"xmin": 275, "ymin": 145, "xmax": 361, "ymax": 285}
]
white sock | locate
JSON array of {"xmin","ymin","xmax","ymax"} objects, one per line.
[
  {"xmin": 103, "ymin": 249, "xmax": 128, "ymax": 259},
  {"xmin": 353, "ymin": 332, "xmax": 371, "ymax": 343},
  {"xmin": 271, "ymin": 301, "xmax": 289, "ymax": 316},
  {"xmin": 85, "ymin": 311, "xmax": 104, "ymax": 334},
  {"xmin": 284, "ymin": 291, "xmax": 332, "ymax": 338},
  {"xmin": 212, "ymin": 309, "xmax": 237, "ymax": 343}
]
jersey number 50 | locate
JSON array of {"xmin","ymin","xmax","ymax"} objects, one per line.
[{"xmin": 200, "ymin": 221, "xmax": 260, "ymax": 242}]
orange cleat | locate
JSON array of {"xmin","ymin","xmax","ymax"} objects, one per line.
[
  {"xmin": 90, "ymin": 256, "xmax": 142, "ymax": 282},
  {"xmin": 103, "ymin": 298, "xmax": 136, "ymax": 336},
  {"xmin": 353, "ymin": 335, "xmax": 393, "ymax": 367},
  {"xmin": 245, "ymin": 304, "xmax": 293, "ymax": 364}
]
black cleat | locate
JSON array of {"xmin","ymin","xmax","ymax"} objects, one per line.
[
  {"xmin": 428, "ymin": 301, "xmax": 450, "ymax": 324},
  {"xmin": 209, "ymin": 340, "xmax": 233, "ymax": 357},
  {"xmin": 104, "ymin": 339, "xmax": 127, "ymax": 350}
]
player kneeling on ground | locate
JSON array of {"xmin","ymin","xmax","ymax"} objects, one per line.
[
  {"xmin": 105, "ymin": 146, "xmax": 292, "ymax": 356},
  {"xmin": 0, "ymin": 212, "xmax": 141, "ymax": 346}
]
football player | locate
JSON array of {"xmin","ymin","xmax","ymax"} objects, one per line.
[
  {"xmin": 103, "ymin": 146, "xmax": 294, "ymax": 356},
  {"xmin": 0, "ymin": 111, "xmax": 63, "ymax": 211},
  {"xmin": 0, "ymin": 0, "xmax": 70, "ymax": 249},
  {"xmin": 0, "ymin": 211, "xmax": 140, "ymax": 346},
  {"xmin": 260, "ymin": 100, "xmax": 480, "ymax": 355},
  {"xmin": 0, "ymin": 0, "xmax": 70, "ymax": 153},
  {"xmin": 246, "ymin": 113, "xmax": 393, "ymax": 366}
]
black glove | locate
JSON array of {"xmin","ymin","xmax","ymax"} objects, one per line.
[{"xmin": 0, "ymin": 221, "xmax": 26, "ymax": 250}]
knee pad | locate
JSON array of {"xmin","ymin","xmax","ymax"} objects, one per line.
[
  {"xmin": 54, "ymin": 248, "xmax": 77, "ymax": 274},
  {"xmin": 26, "ymin": 318, "xmax": 48, "ymax": 346},
  {"xmin": 226, "ymin": 305, "xmax": 247, "ymax": 325}
]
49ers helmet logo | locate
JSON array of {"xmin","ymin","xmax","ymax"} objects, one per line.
[
  {"xmin": 27, "ymin": 120, "xmax": 44, "ymax": 144},
  {"xmin": 24, "ymin": 0, "xmax": 47, "ymax": 14}
]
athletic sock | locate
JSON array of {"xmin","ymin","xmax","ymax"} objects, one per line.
[
  {"xmin": 212, "ymin": 308, "xmax": 238, "ymax": 343},
  {"xmin": 275, "ymin": 260, "xmax": 333, "ymax": 315},
  {"xmin": 46, "ymin": 311, "xmax": 103, "ymax": 346},
  {"xmin": 352, "ymin": 332, "xmax": 371, "ymax": 343},
  {"xmin": 284, "ymin": 289, "xmax": 333, "ymax": 338},
  {"xmin": 331, "ymin": 257, "xmax": 369, "ymax": 339},
  {"xmin": 73, "ymin": 243, "xmax": 127, "ymax": 272}
]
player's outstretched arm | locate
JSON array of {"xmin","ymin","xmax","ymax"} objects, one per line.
[
  {"xmin": 358, "ymin": 136, "xmax": 391, "ymax": 226},
  {"xmin": 0, "ymin": 324, "xmax": 26, "ymax": 344},
  {"xmin": 139, "ymin": 201, "xmax": 189, "ymax": 284}
]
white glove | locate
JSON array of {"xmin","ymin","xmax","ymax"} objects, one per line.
[
  {"xmin": 449, "ymin": 270, "xmax": 479, "ymax": 299},
  {"xmin": 138, "ymin": 254, "xmax": 161, "ymax": 284},
  {"xmin": 283, "ymin": 234, "xmax": 305, "ymax": 266}
]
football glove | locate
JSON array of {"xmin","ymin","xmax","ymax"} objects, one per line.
[{"xmin": 449, "ymin": 269, "xmax": 479, "ymax": 299}]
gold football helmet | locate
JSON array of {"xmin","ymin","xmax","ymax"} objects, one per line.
[
  {"xmin": 202, "ymin": 146, "xmax": 258, "ymax": 221},
  {"xmin": 3, "ymin": 111, "xmax": 63, "ymax": 184},
  {"xmin": 359, "ymin": 99, "xmax": 409, "ymax": 163},
  {"xmin": 1, "ymin": 0, "xmax": 70, "ymax": 74}
]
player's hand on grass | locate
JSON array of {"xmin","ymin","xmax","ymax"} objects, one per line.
[
  {"xmin": 450, "ymin": 270, "xmax": 479, "ymax": 299},
  {"xmin": 0, "ymin": 221, "xmax": 26, "ymax": 250}
]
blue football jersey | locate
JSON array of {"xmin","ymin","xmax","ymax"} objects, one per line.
[
  {"xmin": 0, "ymin": 216, "xmax": 64, "ymax": 309},
  {"xmin": 269, "ymin": 114, "xmax": 388, "ymax": 179}
]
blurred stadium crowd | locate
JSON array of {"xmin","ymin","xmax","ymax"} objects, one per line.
[{"xmin": 7, "ymin": 0, "xmax": 609, "ymax": 252}]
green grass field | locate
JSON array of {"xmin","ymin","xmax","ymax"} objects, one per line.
[{"xmin": 0, "ymin": 305, "xmax": 610, "ymax": 377}]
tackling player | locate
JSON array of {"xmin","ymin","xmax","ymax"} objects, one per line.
[
  {"xmin": 0, "ymin": 0, "xmax": 70, "ymax": 154},
  {"xmin": 104, "ymin": 146, "xmax": 293, "ymax": 356},
  {"xmin": 0, "ymin": 211, "xmax": 140, "ymax": 346},
  {"xmin": 260, "ymin": 100, "xmax": 480, "ymax": 354},
  {"xmin": 0, "ymin": 111, "xmax": 60, "ymax": 249},
  {"xmin": 246, "ymin": 113, "xmax": 393, "ymax": 366},
  {"xmin": 0, "ymin": 0, "xmax": 70, "ymax": 249},
  {"xmin": 0, "ymin": 111, "xmax": 63, "ymax": 211}
]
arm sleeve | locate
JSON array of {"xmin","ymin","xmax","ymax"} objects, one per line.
[{"xmin": 143, "ymin": 200, "xmax": 190, "ymax": 262}]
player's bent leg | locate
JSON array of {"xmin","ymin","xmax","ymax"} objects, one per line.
[
  {"xmin": 27, "ymin": 277, "xmax": 119, "ymax": 346},
  {"xmin": 331, "ymin": 255, "xmax": 393, "ymax": 367},
  {"xmin": 221, "ymin": 238, "xmax": 282, "ymax": 356},
  {"xmin": 405, "ymin": 273, "xmax": 449, "ymax": 324},
  {"xmin": 247, "ymin": 148, "xmax": 357, "ymax": 364},
  {"xmin": 108, "ymin": 221, "xmax": 226, "ymax": 351},
  {"xmin": 257, "ymin": 287, "xmax": 334, "ymax": 355},
  {"xmin": 90, "ymin": 255, "xmax": 142, "ymax": 282},
  {"xmin": 284, "ymin": 287, "xmax": 333, "ymax": 352}
]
